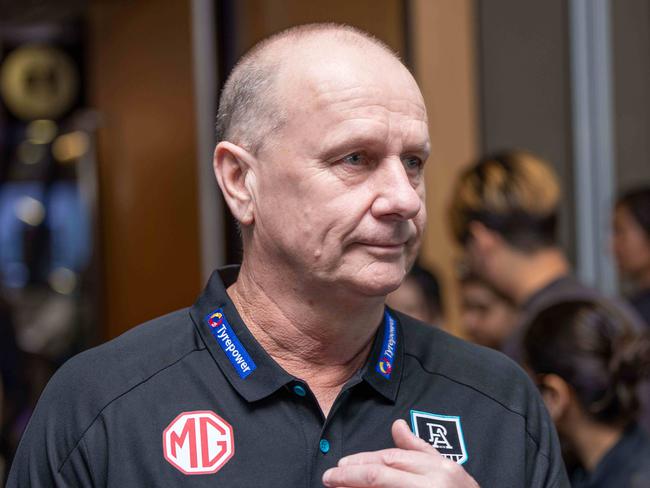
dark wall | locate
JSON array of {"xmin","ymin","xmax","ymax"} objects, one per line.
[
  {"xmin": 612, "ymin": 0, "xmax": 650, "ymax": 193},
  {"xmin": 476, "ymin": 0, "xmax": 575, "ymax": 261}
]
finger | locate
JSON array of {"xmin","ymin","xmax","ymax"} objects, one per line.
[
  {"xmin": 338, "ymin": 448, "xmax": 434, "ymax": 475},
  {"xmin": 391, "ymin": 419, "xmax": 441, "ymax": 455},
  {"xmin": 322, "ymin": 464, "xmax": 422, "ymax": 488}
]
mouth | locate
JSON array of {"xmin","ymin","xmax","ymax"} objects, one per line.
[
  {"xmin": 355, "ymin": 241, "xmax": 409, "ymax": 255},
  {"xmin": 364, "ymin": 242, "xmax": 405, "ymax": 248}
]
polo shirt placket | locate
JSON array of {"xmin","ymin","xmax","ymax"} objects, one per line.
[{"xmin": 191, "ymin": 266, "xmax": 404, "ymax": 486}]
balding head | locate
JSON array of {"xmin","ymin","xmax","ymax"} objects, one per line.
[
  {"xmin": 215, "ymin": 23, "xmax": 403, "ymax": 154},
  {"xmin": 214, "ymin": 23, "xmax": 428, "ymax": 297}
]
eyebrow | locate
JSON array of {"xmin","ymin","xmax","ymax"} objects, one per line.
[
  {"xmin": 402, "ymin": 140, "xmax": 431, "ymax": 155},
  {"xmin": 317, "ymin": 128, "xmax": 430, "ymax": 160},
  {"xmin": 317, "ymin": 130, "xmax": 389, "ymax": 159}
]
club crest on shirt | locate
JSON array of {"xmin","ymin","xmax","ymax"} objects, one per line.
[{"xmin": 410, "ymin": 410, "xmax": 468, "ymax": 464}]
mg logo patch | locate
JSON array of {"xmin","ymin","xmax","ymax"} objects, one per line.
[
  {"xmin": 163, "ymin": 410, "xmax": 234, "ymax": 475},
  {"xmin": 410, "ymin": 410, "xmax": 468, "ymax": 464}
]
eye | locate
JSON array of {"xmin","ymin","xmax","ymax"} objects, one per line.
[
  {"xmin": 341, "ymin": 152, "xmax": 369, "ymax": 166},
  {"xmin": 402, "ymin": 155, "xmax": 424, "ymax": 172}
]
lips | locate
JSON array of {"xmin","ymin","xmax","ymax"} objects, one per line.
[
  {"xmin": 356, "ymin": 240, "xmax": 409, "ymax": 248},
  {"xmin": 354, "ymin": 241, "xmax": 409, "ymax": 256}
]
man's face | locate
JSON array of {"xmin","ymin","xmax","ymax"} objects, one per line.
[{"xmin": 249, "ymin": 44, "xmax": 429, "ymax": 296}]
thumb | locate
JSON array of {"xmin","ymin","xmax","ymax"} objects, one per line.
[{"xmin": 391, "ymin": 419, "xmax": 439, "ymax": 454}]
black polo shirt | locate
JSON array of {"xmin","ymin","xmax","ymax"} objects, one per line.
[
  {"xmin": 8, "ymin": 267, "xmax": 569, "ymax": 487},
  {"xmin": 630, "ymin": 288, "xmax": 650, "ymax": 328},
  {"xmin": 570, "ymin": 424, "xmax": 650, "ymax": 487}
]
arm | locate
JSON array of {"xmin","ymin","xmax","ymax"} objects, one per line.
[{"xmin": 6, "ymin": 362, "xmax": 99, "ymax": 488}]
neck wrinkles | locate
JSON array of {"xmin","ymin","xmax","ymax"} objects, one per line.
[{"xmin": 228, "ymin": 260, "xmax": 384, "ymax": 388}]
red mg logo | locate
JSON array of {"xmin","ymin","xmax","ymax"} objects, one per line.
[{"xmin": 163, "ymin": 410, "xmax": 234, "ymax": 475}]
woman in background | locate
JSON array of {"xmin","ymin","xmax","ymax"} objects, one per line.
[
  {"xmin": 459, "ymin": 271, "xmax": 519, "ymax": 350},
  {"xmin": 524, "ymin": 300, "xmax": 650, "ymax": 487},
  {"xmin": 613, "ymin": 186, "xmax": 650, "ymax": 326}
]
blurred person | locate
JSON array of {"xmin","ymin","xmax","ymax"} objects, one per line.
[
  {"xmin": 386, "ymin": 261, "xmax": 443, "ymax": 325},
  {"xmin": 613, "ymin": 186, "xmax": 650, "ymax": 326},
  {"xmin": 524, "ymin": 300, "xmax": 650, "ymax": 487},
  {"xmin": 449, "ymin": 149, "xmax": 642, "ymax": 361},
  {"xmin": 0, "ymin": 374, "xmax": 3, "ymax": 484},
  {"xmin": 0, "ymin": 293, "xmax": 27, "ymax": 486},
  {"xmin": 460, "ymin": 271, "xmax": 519, "ymax": 350},
  {"xmin": 8, "ymin": 25, "xmax": 568, "ymax": 487}
]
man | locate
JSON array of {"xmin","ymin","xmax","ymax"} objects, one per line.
[
  {"xmin": 8, "ymin": 25, "xmax": 568, "ymax": 487},
  {"xmin": 448, "ymin": 150, "xmax": 642, "ymax": 360}
]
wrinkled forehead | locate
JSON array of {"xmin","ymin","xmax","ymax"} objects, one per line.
[{"xmin": 275, "ymin": 39, "xmax": 427, "ymax": 122}]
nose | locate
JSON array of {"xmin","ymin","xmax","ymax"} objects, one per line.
[{"xmin": 370, "ymin": 158, "xmax": 422, "ymax": 220}]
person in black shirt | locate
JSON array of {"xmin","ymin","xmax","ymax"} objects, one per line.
[
  {"xmin": 524, "ymin": 299, "xmax": 650, "ymax": 487},
  {"xmin": 448, "ymin": 150, "xmax": 644, "ymax": 362},
  {"xmin": 613, "ymin": 186, "xmax": 650, "ymax": 327},
  {"xmin": 8, "ymin": 24, "xmax": 569, "ymax": 487}
]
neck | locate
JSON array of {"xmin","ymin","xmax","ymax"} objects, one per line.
[
  {"xmin": 505, "ymin": 248, "xmax": 570, "ymax": 305},
  {"xmin": 569, "ymin": 418, "xmax": 624, "ymax": 472},
  {"xmin": 229, "ymin": 260, "xmax": 385, "ymax": 415}
]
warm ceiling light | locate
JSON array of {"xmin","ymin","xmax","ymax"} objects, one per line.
[{"xmin": 52, "ymin": 130, "xmax": 89, "ymax": 163}]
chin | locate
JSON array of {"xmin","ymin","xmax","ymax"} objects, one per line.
[{"xmin": 347, "ymin": 262, "xmax": 407, "ymax": 297}]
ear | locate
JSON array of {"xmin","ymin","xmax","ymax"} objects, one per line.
[
  {"xmin": 538, "ymin": 373, "xmax": 572, "ymax": 423},
  {"xmin": 213, "ymin": 142, "xmax": 257, "ymax": 226},
  {"xmin": 467, "ymin": 221, "xmax": 500, "ymax": 253}
]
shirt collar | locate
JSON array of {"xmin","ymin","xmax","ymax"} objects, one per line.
[
  {"xmin": 361, "ymin": 306, "xmax": 404, "ymax": 403},
  {"xmin": 190, "ymin": 266, "xmax": 294, "ymax": 402},
  {"xmin": 191, "ymin": 266, "xmax": 404, "ymax": 404}
]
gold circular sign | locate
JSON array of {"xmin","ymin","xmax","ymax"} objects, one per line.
[{"xmin": 0, "ymin": 44, "xmax": 79, "ymax": 120}]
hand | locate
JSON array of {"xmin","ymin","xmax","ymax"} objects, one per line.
[{"xmin": 322, "ymin": 419, "xmax": 479, "ymax": 487}]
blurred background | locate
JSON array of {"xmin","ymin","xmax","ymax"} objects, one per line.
[{"xmin": 0, "ymin": 0, "xmax": 649, "ymax": 482}]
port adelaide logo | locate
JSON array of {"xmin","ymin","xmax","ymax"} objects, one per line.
[{"xmin": 410, "ymin": 410, "xmax": 468, "ymax": 464}]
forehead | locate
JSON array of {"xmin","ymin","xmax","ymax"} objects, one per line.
[{"xmin": 275, "ymin": 41, "xmax": 429, "ymax": 151}]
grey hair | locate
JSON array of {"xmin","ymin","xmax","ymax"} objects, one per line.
[{"xmin": 215, "ymin": 23, "xmax": 399, "ymax": 154}]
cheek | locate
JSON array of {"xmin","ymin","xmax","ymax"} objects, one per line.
[
  {"xmin": 617, "ymin": 232, "xmax": 650, "ymax": 268},
  {"xmin": 415, "ymin": 199, "xmax": 427, "ymax": 229}
]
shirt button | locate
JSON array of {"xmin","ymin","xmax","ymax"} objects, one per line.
[
  {"xmin": 319, "ymin": 439, "xmax": 330, "ymax": 454},
  {"xmin": 292, "ymin": 384, "xmax": 307, "ymax": 397}
]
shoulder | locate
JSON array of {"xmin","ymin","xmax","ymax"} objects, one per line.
[
  {"xmin": 23, "ymin": 308, "xmax": 204, "ymax": 465},
  {"xmin": 397, "ymin": 312, "xmax": 540, "ymax": 419},
  {"xmin": 49, "ymin": 307, "xmax": 202, "ymax": 414},
  {"xmin": 397, "ymin": 312, "xmax": 565, "ymax": 473},
  {"xmin": 630, "ymin": 290, "xmax": 650, "ymax": 326}
]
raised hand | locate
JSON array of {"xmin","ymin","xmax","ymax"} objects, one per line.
[{"xmin": 322, "ymin": 419, "xmax": 480, "ymax": 487}]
